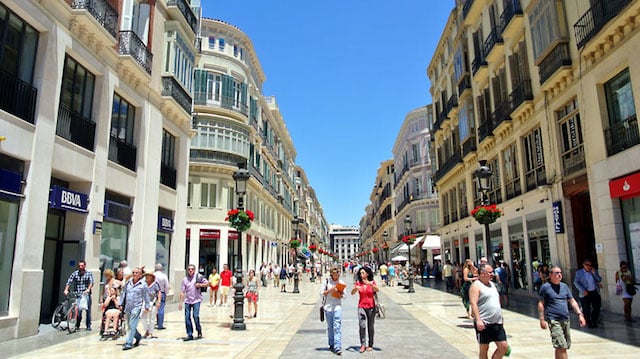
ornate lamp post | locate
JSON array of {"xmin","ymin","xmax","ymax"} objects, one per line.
[
  {"xmin": 310, "ymin": 231, "xmax": 316, "ymax": 282},
  {"xmin": 291, "ymin": 216, "xmax": 303, "ymax": 293},
  {"xmin": 474, "ymin": 160, "xmax": 493, "ymax": 265},
  {"xmin": 231, "ymin": 164, "xmax": 250, "ymax": 330},
  {"xmin": 404, "ymin": 215, "xmax": 415, "ymax": 293},
  {"xmin": 383, "ymin": 230, "xmax": 389, "ymax": 263}
]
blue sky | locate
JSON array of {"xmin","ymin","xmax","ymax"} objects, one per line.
[{"xmin": 201, "ymin": 1, "xmax": 453, "ymax": 227}]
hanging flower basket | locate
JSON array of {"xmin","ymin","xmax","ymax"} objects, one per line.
[
  {"xmin": 402, "ymin": 235, "xmax": 416, "ymax": 244},
  {"xmin": 225, "ymin": 209, "xmax": 254, "ymax": 232},
  {"xmin": 309, "ymin": 244, "xmax": 317, "ymax": 252},
  {"xmin": 471, "ymin": 204, "xmax": 502, "ymax": 225},
  {"xmin": 382, "ymin": 243, "xmax": 390, "ymax": 252},
  {"xmin": 372, "ymin": 247, "xmax": 379, "ymax": 253},
  {"xmin": 289, "ymin": 238, "xmax": 301, "ymax": 249}
]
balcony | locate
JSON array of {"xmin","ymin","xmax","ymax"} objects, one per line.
[
  {"xmin": 508, "ymin": 79, "xmax": 533, "ymax": 114},
  {"xmin": 160, "ymin": 163, "xmax": 177, "ymax": 189},
  {"xmin": 505, "ymin": 177, "xmax": 522, "ymax": 201},
  {"xmin": 483, "ymin": 26, "xmax": 504, "ymax": 63},
  {"xmin": 491, "ymin": 102, "xmax": 511, "ymax": 130},
  {"xmin": 434, "ymin": 148, "xmax": 462, "ymax": 183},
  {"xmin": 561, "ymin": 145, "xmax": 586, "ymax": 177},
  {"xmin": 447, "ymin": 94, "xmax": 459, "ymax": 116},
  {"xmin": 167, "ymin": 0, "xmax": 198, "ymax": 35},
  {"xmin": 538, "ymin": 42, "xmax": 571, "ymax": 85},
  {"xmin": 605, "ymin": 115, "xmax": 640, "ymax": 156},
  {"xmin": 108, "ymin": 136, "xmax": 137, "ymax": 171},
  {"xmin": 433, "ymin": 109, "xmax": 448, "ymax": 132},
  {"xmin": 458, "ymin": 74, "xmax": 472, "ymax": 98},
  {"xmin": 56, "ymin": 104, "xmax": 96, "ymax": 151},
  {"xmin": 478, "ymin": 119, "xmax": 494, "ymax": 143},
  {"xmin": 461, "ymin": 135, "xmax": 477, "ymax": 158},
  {"xmin": 161, "ymin": 76, "xmax": 192, "ymax": 114},
  {"xmin": 462, "ymin": 0, "xmax": 485, "ymax": 26},
  {"xmin": 574, "ymin": 0, "xmax": 631, "ymax": 49},
  {"xmin": 0, "ymin": 69, "xmax": 37, "ymax": 124},
  {"xmin": 525, "ymin": 166, "xmax": 547, "ymax": 192},
  {"xmin": 472, "ymin": 53, "xmax": 488, "ymax": 80},
  {"xmin": 118, "ymin": 30, "xmax": 153, "ymax": 74},
  {"xmin": 70, "ymin": 0, "xmax": 118, "ymax": 39},
  {"xmin": 500, "ymin": 0, "xmax": 523, "ymax": 39}
]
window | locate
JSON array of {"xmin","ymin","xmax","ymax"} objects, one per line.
[
  {"xmin": 488, "ymin": 157, "xmax": 502, "ymax": 204},
  {"xmin": 523, "ymin": 127, "xmax": 546, "ymax": 191},
  {"xmin": 233, "ymin": 45, "xmax": 238, "ymax": 57},
  {"xmin": 528, "ymin": 0, "xmax": 565, "ymax": 61},
  {"xmin": 57, "ymin": 56, "xmax": 96, "ymax": 150},
  {"xmin": 108, "ymin": 93, "xmax": 136, "ymax": 170},
  {"xmin": 121, "ymin": 0, "xmax": 150, "ymax": 45},
  {"xmin": 458, "ymin": 181, "xmax": 468, "ymax": 219},
  {"xmin": 411, "ymin": 143, "xmax": 420, "ymax": 164},
  {"xmin": 503, "ymin": 143, "xmax": 520, "ymax": 200},
  {"xmin": 557, "ymin": 99, "xmax": 584, "ymax": 176},
  {"xmin": 218, "ymin": 38, "xmax": 225, "ymax": 51},
  {"xmin": 160, "ymin": 130, "xmax": 176, "ymax": 188},
  {"xmin": 459, "ymin": 102, "xmax": 472, "ymax": 141},
  {"xmin": 0, "ymin": 194, "xmax": 19, "ymax": 316},
  {"xmin": 605, "ymin": 68, "xmax": 636, "ymax": 124},
  {"xmin": 187, "ymin": 182, "xmax": 193, "ymax": 207},
  {"xmin": 208, "ymin": 36, "xmax": 215, "ymax": 49},
  {"xmin": 200, "ymin": 183, "xmax": 217, "ymax": 208}
]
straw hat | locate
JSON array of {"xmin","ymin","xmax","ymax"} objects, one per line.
[{"xmin": 143, "ymin": 268, "xmax": 156, "ymax": 280}]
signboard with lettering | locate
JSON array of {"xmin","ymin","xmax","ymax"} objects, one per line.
[
  {"xmin": 552, "ymin": 201, "xmax": 564, "ymax": 234},
  {"xmin": 158, "ymin": 216, "xmax": 173, "ymax": 232},
  {"xmin": 49, "ymin": 185, "xmax": 88, "ymax": 214}
]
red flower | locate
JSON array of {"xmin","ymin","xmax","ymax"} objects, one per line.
[{"xmin": 372, "ymin": 247, "xmax": 379, "ymax": 253}]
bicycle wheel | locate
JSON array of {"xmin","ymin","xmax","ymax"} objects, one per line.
[
  {"xmin": 67, "ymin": 304, "xmax": 78, "ymax": 333},
  {"xmin": 51, "ymin": 304, "xmax": 65, "ymax": 328}
]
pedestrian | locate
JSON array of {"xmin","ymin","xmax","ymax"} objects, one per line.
[
  {"xmin": 378, "ymin": 262, "xmax": 388, "ymax": 286},
  {"xmin": 259, "ymin": 262, "xmax": 268, "ymax": 287},
  {"xmin": 153, "ymin": 263, "xmax": 169, "ymax": 330},
  {"xmin": 462, "ymin": 259, "xmax": 478, "ymax": 319},
  {"xmin": 615, "ymin": 260, "xmax": 637, "ymax": 323},
  {"xmin": 322, "ymin": 266, "xmax": 346, "ymax": 356},
  {"xmin": 220, "ymin": 264, "xmax": 233, "ymax": 306},
  {"xmin": 280, "ymin": 263, "xmax": 288, "ymax": 292},
  {"xmin": 288, "ymin": 263, "xmax": 295, "ymax": 284},
  {"xmin": 351, "ymin": 265, "xmax": 378, "ymax": 353},
  {"xmin": 573, "ymin": 258, "xmax": 602, "ymax": 328},
  {"xmin": 141, "ymin": 269, "xmax": 161, "ymax": 338},
  {"xmin": 119, "ymin": 260, "xmax": 132, "ymax": 276},
  {"xmin": 119, "ymin": 267, "xmax": 150, "ymax": 350},
  {"xmin": 208, "ymin": 268, "xmax": 220, "ymax": 306},
  {"xmin": 495, "ymin": 261, "xmax": 509, "ymax": 307},
  {"xmin": 273, "ymin": 264, "xmax": 281, "ymax": 288},
  {"xmin": 469, "ymin": 263, "xmax": 509, "ymax": 359},
  {"xmin": 63, "ymin": 260, "xmax": 94, "ymax": 331},
  {"xmin": 538, "ymin": 266, "xmax": 586, "ymax": 358},
  {"xmin": 178, "ymin": 264, "xmax": 209, "ymax": 341},
  {"xmin": 387, "ymin": 263, "xmax": 396, "ymax": 287},
  {"xmin": 455, "ymin": 262, "xmax": 463, "ymax": 290},
  {"xmin": 442, "ymin": 260, "xmax": 454, "ymax": 292},
  {"xmin": 245, "ymin": 269, "xmax": 259, "ymax": 318}
]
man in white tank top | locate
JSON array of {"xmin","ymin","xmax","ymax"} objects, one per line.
[{"xmin": 469, "ymin": 263, "xmax": 510, "ymax": 359}]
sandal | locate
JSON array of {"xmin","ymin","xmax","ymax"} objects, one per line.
[{"xmin": 359, "ymin": 345, "xmax": 366, "ymax": 353}]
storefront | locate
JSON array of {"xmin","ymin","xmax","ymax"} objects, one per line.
[
  {"xmin": 157, "ymin": 211, "xmax": 173, "ymax": 279},
  {"xmin": 610, "ymin": 171, "xmax": 640, "ymax": 277},
  {"xmin": 0, "ymin": 158, "xmax": 23, "ymax": 318},
  {"xmin": 198, "ymin": 228, "xmax": 219, "ymax": 276},
  {"xmin": 100, "ymin": 192, "xmax": 132, "ymax": 273}
]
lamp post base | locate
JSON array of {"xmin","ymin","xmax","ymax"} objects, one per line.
[
  {"xmin": 293, "ymin": 275, "xmax": 300, "ymax": 293},
  {"xmin": 231, "ymin": 268, "xmax": 246, "ymax": 330},
  {"xmin": 408, "ymin": 277, "xmax": 415, "ymax": 293}
]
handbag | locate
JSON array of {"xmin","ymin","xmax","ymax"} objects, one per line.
[
  {"xmin": 320, "ymin": 279, "xmax": 328, "ymax": 322},
  {"xmin": 374, "ymin": 292, "xmax": 385, "ymax": 319},
  {"xmin": 626, "ymin": 283, "xmax": 637, "ymax": 296}
]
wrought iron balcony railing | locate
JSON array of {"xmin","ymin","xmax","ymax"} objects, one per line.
[
  {"xmin": 538, "ymin": 42, "xmax": 571, "ymax": 85},
  {"xmin": 508, "ymin": 79, "xmax": 533, "ymax": 113},
  {"xmin": 162, "ymin": 76, "xmax": 192, "ymax": 114},
  {"xmin": 574, "ymin": 0, "xmax": 631, "ymax": 49},
  {"xmin": 56, "ymin": 104, "xmax": 96, "ymax": 151},
  {"xmin": 108, "ymin": 136, "xmax": 137, "ymax": 171},
  {"xmin": 0, "ymin": 69, "xmax": 37, "ymax": 124},
  {"xmin": 167, "ymin": 0, "xmax": 199, "ymax": 34},
  {"xmin": 605, "ymin": 114, "xmax": 640, "ymax": 156},
  {"xmin": 483, "ymin": 26, "xmax": 503, "ymax": 59},
  {"xmin": 160, "ymin": 163, "xmax": 177, "ymax": 189},
  {"xmin": 118, "ymin": 30, "xmax": 153, "ymax": 74},
  {"xmin": 499, "ymin": 0, "xmax": 523, "ymax": 30},
  {"xmin": 71, "ymin": 0, "xmax": 118, "ymax": 38}
]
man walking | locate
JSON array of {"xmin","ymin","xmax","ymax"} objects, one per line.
[
  {"xmin": 178, "ymin": 264, "xmax": 208, "ymax": 341},
  {"xmin": 119, "ymin": 267, "xmax": 150, "ymax": 350},
  {"xmin": 219, "ymin": 264, "xmax": 233, "ymax": 306},
  {"xmin": 469, "ymin": 263, "xmax": 509, "ymax": 359},
  {"xmin": 154, "ymin": 263, "xmax": 170, "ymax": 330},
  {"xmin": 539, "ymin": 266, "xmax": 586, "ymax": 358},
  {"xmin": 573, "ymin": 258, "xmax": 602, "ymax": 328},
  {"xmin": 442, "ymin": 260, "xmax": 454, "ymax": 292},
  {"xmin": 63, "ymin": 260, "xmax": 94, "ymax": 331}
]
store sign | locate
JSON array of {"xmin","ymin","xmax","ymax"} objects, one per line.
[
  {"xmin": 609, "ymin": 171, "xmax": 640, "ymax": 199},
  {"xmin": 0, "ymin": 168, "xmax": 22, "ymax": 198},
  {"xmin": 158, "ymin": 216, "xmax": 173, "ymax": 232},
  {"xmin": 49, "ymin": 185, "xmax": 88, "ymax": 213},
  {"xmin": 199, "ymin": 229, "xmax": 220, "ymax": 239},
  {"xmin": 552, "ymin": 201, "xmax": 564, "ymax": 234}
]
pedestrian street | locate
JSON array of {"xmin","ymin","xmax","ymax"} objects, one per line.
[{"xmin": 2, "ymin": 274, "xmax": 640, "ymax": 358}]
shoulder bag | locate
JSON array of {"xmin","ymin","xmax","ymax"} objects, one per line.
[{"xmin": 320, "ymin": 279, "xmax": 328, "ymax": 322}]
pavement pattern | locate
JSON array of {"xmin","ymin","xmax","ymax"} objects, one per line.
[{"xmin": 1, "ymin": 274, "xmax": 640, "ymax": 358}]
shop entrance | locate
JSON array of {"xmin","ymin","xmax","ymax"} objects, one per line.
[
  {"xmin": 39, "ymin": 210, "xmax": 82, "ymax": 324},
  {"xmin": 570, "ymin": 191, "xmax": 596, "ymax": 266}
]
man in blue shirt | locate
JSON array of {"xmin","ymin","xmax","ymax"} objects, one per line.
[
  {"xmin": 573, "ymin": 258, "xmax": 602, "ymax": 328},
  {"xmin": 63, "ymin": 260, "xmax": 94, "ymax": 331},
  {"xmin": 119, "ymin": 267, "xmax": 150, "ymax": 350},
  {"xmin": 538, "ymin": 266, "xmax": 586, "ymax": 359}
]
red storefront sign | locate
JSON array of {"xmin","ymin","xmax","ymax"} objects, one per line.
[
  {"xmin": 199, "ymin": 229, "xmax": 220, "ymax": 239},
  {"xmin": 228, "ymin": 230, "xmax": 238, "ymax": 240},
  {"xmin": 609, "ymin": 171, "xmax": 640, "ymax": 200}
]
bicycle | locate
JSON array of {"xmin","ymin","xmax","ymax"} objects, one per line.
[{"xmin": 51, "ymin": 295, "xmax": 79, "ymax": 333}]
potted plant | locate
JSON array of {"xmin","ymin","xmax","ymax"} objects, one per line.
[
  {"xmin": 225, "ymin": 209, "xmax": 254, "ymax": 232},
  {"xmin": 471, "ymin": 204, "xmax": 502, "ymax": 225},
  {"xmin": 309, "ymin": 244, "xmax": 317, "ymax": 252},
  {"xmin": 289, "ymin": 238, "xmax": 301, "ymax": 249}
]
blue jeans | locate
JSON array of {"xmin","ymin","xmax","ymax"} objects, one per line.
[
  {"xmin": 125, "ymin": 307, "xmax": 142, "ymax": 346},
  {"xmin": 156, "ymin": 292, "xmax": 166, "ymax": 328},
  {"xmin": 326, "ymin": 308, "xmax": 342, "ymax": 351},
  {"xmin": 184, "ymin": 302, "xmax": 202, "ymax": 337}
]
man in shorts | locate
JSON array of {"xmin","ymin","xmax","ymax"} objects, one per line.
[
  {"xmin": 469, "ymin": 263, "xmax": 509, "ymax": 359},
  {"xmin": 538, "ymin": 265, "xmax": 586, "ymax": 359},
  {"xmin": 219, "ymin": 264, "xmax": 233, "ymax": 306}
]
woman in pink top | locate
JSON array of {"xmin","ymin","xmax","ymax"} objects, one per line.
[{"xmin": 351, "ymin": 266, "xmax": 379, "ymax": 353}]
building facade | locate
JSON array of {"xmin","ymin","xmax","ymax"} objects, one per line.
[
  {"xmin": 329, "ymin": 225, "xmax": 359, "ymax": 263},
  {"xmin": 0, "ymin": 0, "xmax": 198, "ymax": 340},
  {"xmin": 429, "ymin": 0, "xmax": 640, "ymax": 317}
]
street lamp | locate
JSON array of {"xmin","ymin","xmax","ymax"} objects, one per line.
[
  {"xmin": 383, "ymin": 230, "xmax": 388, "ymax": 263},
  {"xmin": 474, "ymin": 159, "xmax": 493, "ymax": 265},
  {"xmin": 231, "ymin": 164, "xmax": 250, "ymax": 331},
  {"xmin": 404, "ymin": 214, "xmax": 415, "ymax": 293},
  {"xmin": 310, "ymin": 231, "xmax": 316, "ymax": 282},
  {"xmin": 291, "ymin": 216, "xmax": 303, "ymax": 294}
]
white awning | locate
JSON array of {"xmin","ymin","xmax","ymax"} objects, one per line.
[
  {"xmin": 392, "ymin": 240, "xmax": 421, "ymax": 253},
  {"xmin": 422, "ymin": 235, "xmax": 441, "ymax": 249},
  {"xmin": 391, "ymin": 255, "xmax": 408, "ymax": 262}
]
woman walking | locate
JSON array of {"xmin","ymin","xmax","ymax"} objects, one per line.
[
  {"xmin": 351, "ymin": 266, "xmax": 379, "ymax": 353},
  {"xmin": 616, "ymin": 261, "xmax": 636, "ymax": 323},
  {"xmin": 208, "ymin": 268, "xmax": 220, "ymax": 306},
  {"xmin": 245, "ymin": 269, "xmax": 259, "ymax": 318},
  {"xmin": 322, "ymin": 266, "xmax": 346, "ymax": 355},
  {"xmin": 461, "ymin": 259, "xmax": 478, "ymax": 319}
]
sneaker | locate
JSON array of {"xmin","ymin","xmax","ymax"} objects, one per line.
[
  {"xmin": 122, "ymin": 344, "xmax": 133, "ymax": 351},
  {"xmin": 197, "ymin": 332, "xmax": 203, "ymax": 339},
  {"xmin": 183, "ymin": 336, "xmax": 194, "ymax": 341},
  {"xmin": 335, "ymin": 350, "xmax": 342, "ymax": 356}
]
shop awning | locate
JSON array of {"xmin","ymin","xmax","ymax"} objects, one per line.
[
  {"xmin": 391, "ymin": 255, "xmax": 408, "ymax": 262},
  {"xmin": 422, "ymin": 235, "xmax": 441, "ymax": 250}
]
